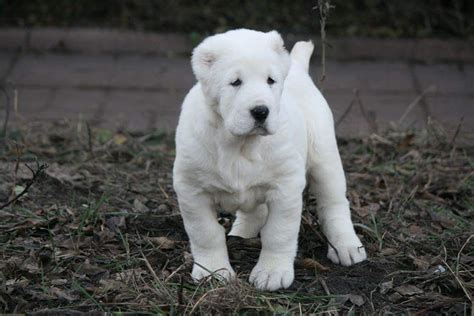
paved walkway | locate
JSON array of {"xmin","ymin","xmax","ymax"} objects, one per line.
[{"xmin": 0, "ymin": 28, "xmax": 473, "ymax": 143}]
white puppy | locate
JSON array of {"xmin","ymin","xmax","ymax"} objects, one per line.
[{"xmin": 173, "ymin": 29, "xmax": 366, "ymax": 291}]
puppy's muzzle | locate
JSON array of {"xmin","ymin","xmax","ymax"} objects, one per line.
[{"xmin": 250, "ymin": 105, "xmax": 269, "ymax": 123}]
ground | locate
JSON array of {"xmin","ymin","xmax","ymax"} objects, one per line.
[{"xmin": 0, "ymin": 121, "xmax": 473, "ymax": 314}]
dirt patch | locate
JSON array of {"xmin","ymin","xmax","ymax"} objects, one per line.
[{"xmin": 0, "ymin": 121, "xmax": 472, "ymax": 314}]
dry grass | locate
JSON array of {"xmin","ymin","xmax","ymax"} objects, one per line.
[{"xmin": 0, "ymin": 119, "xmax": 472, "ymax": 314}]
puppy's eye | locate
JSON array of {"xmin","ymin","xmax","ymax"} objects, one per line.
[
  {"xmin": 267, "ymin": 77, "xmax": 276, "ymax": 85},
  {"xmin": 230, "ymin": 79, "xmax": 242, "ymax": 87}
]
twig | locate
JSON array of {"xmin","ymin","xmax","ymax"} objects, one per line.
[
  {"xmin": 314, "ymin": 0, "xmax": 334, "ymax": 84},
  {"xmin": 189, "ymin": 288, "xmax": 224, "ymax": 315},
  {"xmin": 443, "ymin": 258, "xmax": 472, "ymax": 303},
  {"xmin": 335, "ymin": 89, "xmax": 357, "ymax": 128},
  {"xmin": 449, "ymin": 116, "xmax": 464, "ymax": 148},
  {"xmin": 140, "ymin": 248, "xmax": 176, "ymax": 298},
  {"xmin": 140, "ymin": 248, "xmax": 162, "ymax": 285},
  {"xmin": 413, "ymin": 298, "xmax": 464, "ymax": 316},
  {"xmin": 177, "ymin": 275, "xmax": 184, "ymax": 306},
  {"xmin": 456, "ymin": 234, "xmax": 473, "ymax": 276},
  {"xmin": 398, "ymin": 85, "xmax": 435, "ymax": 125},
  {"xmin": 0, "ymin": 162, "xmax": 48, "ymax": 210},
  {"xmin": 354, "ymin": 90, "xmax": 378, "ymax": 133},
  {"xmin": 86, "ymin": 121, "xmax": 94, "ymax": 158},
  {"xmin": 158, "ymin": 182, "xmax": 170, "ymax": 200},
  {"xmin": 319, "ymin": 278, "xmax": 331, "ymax": 295},
  {"xmin": 13, "ymin": 88, "xmax": 18, "ymax": 114},
  {"xmin": 301, "ymin": 214, "xmax": 340, "ymax": 257},
  {"xmin": 9, "ymin": 142, "xmax": 24, "ymax": 203},
  {"xmin": 0, "ymin": 85, "xmax": 10, "ymax": 141},
  {"xmin": 164, "ymin": 262, "xmax": 187, "ymax": 283}
]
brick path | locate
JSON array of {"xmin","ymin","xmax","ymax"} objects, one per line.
[{"xmin": 0, "ymin": 28, "xmax": 473, "ymax": 143}]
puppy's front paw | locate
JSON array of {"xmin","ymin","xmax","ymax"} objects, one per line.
[
  {"xmin": 249, "ymin": 254, "xmax": 294, "ymax": 291},
  {"xmin": 327, "ymin": 232, "xmax": 367, "ymax": 266},
  {"xmin": 191, "ymin": 260, "xmax": 236, "ymax": 282}
]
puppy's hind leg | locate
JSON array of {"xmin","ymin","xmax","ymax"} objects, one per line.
[
  {"xmin": 229, "ymin": 205, "xmax": 268, "ymax": 238},
  {"xmin": 288, "ymin": 40, "xmax": 367, "ymax": 267},
  {"xmin": 304, "ymin": 86, "xmax": 367, "ymax": 267}
]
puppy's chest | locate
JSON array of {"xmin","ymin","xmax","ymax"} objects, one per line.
[
  {"xmin": 207, "ymin": 155, "xmax": 272, "ymax": 212},
  {"xmin": 216, "ymin": 187, "xmax": 266, "ymax": 213}
]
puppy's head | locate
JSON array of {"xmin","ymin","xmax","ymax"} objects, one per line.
[{"xmin": 191, "ymin": 29, "xmax": 290, "ymax": 137}]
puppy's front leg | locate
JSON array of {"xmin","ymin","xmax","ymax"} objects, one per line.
[
  {"xmin": 176, "ymin": 187, "xmax": 235, "ymax": 281},
  {"xmin": 249, "ymin": 192, "xmax": 302, "ymax": 291}
]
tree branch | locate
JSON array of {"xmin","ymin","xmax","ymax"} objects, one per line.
[
  {"xmin": 314, "ymin": 0, "xmax": 334, "ymax": 85},
  {"xmin": 0, "ymin": 162, "xmax": 49, "ymax": 210}
]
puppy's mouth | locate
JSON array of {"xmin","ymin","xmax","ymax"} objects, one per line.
[
  {"xmin": 228, "ymin": 122, "xmax": 273, "ymax": 137},
  {"xmin": 251, "ymin": 123, "xmax": 270, "ymax": 136}
]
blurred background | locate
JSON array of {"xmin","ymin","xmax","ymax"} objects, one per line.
[
  {"xmin": 0, "ymin": 0, "xmax": 473, "ymax": 142},
  {"xmin": 3, "ymin": 0, "xmax": 473, "ymax": 37},
  {"xmin": 1, "ymin": 3, "xmax": 473, "ymax": 314}
]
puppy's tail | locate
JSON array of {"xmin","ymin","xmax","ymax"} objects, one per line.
[{"xmin": 290, "ymin": 41, "xmax": 314, "ymax": 73}]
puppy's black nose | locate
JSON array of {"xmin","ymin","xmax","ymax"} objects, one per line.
[{"xmin": 250, "ymin": 105, "xmax": 269, "ymax": 122}]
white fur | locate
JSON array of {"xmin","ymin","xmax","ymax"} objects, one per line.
[{"xmin": 173, "ymin": 29, "xmax": 366, "ymax": 291}]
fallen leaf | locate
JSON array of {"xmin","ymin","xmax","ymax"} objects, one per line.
[
  {"xmin": 148, "ymin": 236, "xmax": 176, "ymax": 250},
  {"xmin": 76, "ymin": 261, "xmax": 107, "ymax": 276},
  {"xmin": 114, "ymin": 292, "xmax": 138, "ymax": 302},
  {"xmin": 51, "ymin": 279, "xmax": 68, "ymax": 286},
  {"xmin": 133, "ymin": 199, "xmax": 149, "ymax": 212},
  {"xmin": 301, "ymin": 258, "xmax": 330, "ymax": 272},
  {"xmin": 408, "ymin": 224, "xmax": 425, "ymax": 238},
  {"xmin": 459, "ymin": 255, "xmax": 474, "ymax": 265},
  {"xmin": 157, "ymin": 204, "xmax": 170, "ymax": 213},
  {"xmin": 354, "ymin": 203, "xmax": 380, "ymax": 218},
  {"xmin": 105, "ymin": 216, "xmax": 126, "ymax": 232},
  {"xmin": 99, "ymin": 278, "xmax": 127, "ymax": 292},
  {"xmin": 380, "ymin": 280, "xmax": 393, "ymax": 294},
  {"xmin": 29, "ymin": 290, "xmax": 56, "ymax": 301},
  {"xmin": 22, "ymin": 262, "xmax": 40, "ymax": 274},
  {"xmin": 408, "ymin": 254, "xmax": 430, "ymax": 271},
  {"xmin": 388, "ymin": 292, "xmax": 403, "ymax": 302},
  {"xmin": 381, "ymin": 248, "xmax": 398, "ymax": 256},
  {"xmin": 439, "ymin": 217, "xmax": 457, "ymax": 229},
  {"xmin": 12, "ymin": 184, "xmax": 26, "ymax": 197},
  {"xmin": 347, "ymin": 294, "xmax": 365, "ymax": 306},
  {"xmin": 428, "ymin": 211, "xmax": 457, "ymax": 229},
  {"xmin": 45, "ymin": 163, "xmax": 83, "ymax": 184},
  {"xmin": 58, "ymin": 236, "xmax": 93, "ymax": 249},
  {"xmin": 50, "ymin": 287, "xmax": 77, "ymax": 302},
  {"xmin": 113, "ymin": 133, "xmax": 128, "ymax": 145},
  {"xmin": 394, "ymin": 284, "xmax": 424, "ymax": 296},
  {"xmin": 183, "ymin": 251, "xmax": 193, "ymax": 265},
  {"xmin": 6, "ymin": 277, "xmax": 29, "ymax": 288},
  {"xmin": 397, "ymin": 134, "xmax": 415, "ymax": 151},
  {"xmin": 114, "ymin": 268, "xmax": 146, "ymax": 282},
  {"xmin": 337, "ymin": 293, "xmax": 365, "ymax": 307}
]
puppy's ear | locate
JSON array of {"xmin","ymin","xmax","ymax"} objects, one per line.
[
  {"xmin": 267, "ymin": 30, "xmax": 291, "ymax": 78},
  {"xmin": 191, "ymin": 41, "xmax": 218, "ymax": 83},
  {"xmin": 267, "ymin": 30, "xmax": 287, "ymax": 54}
]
